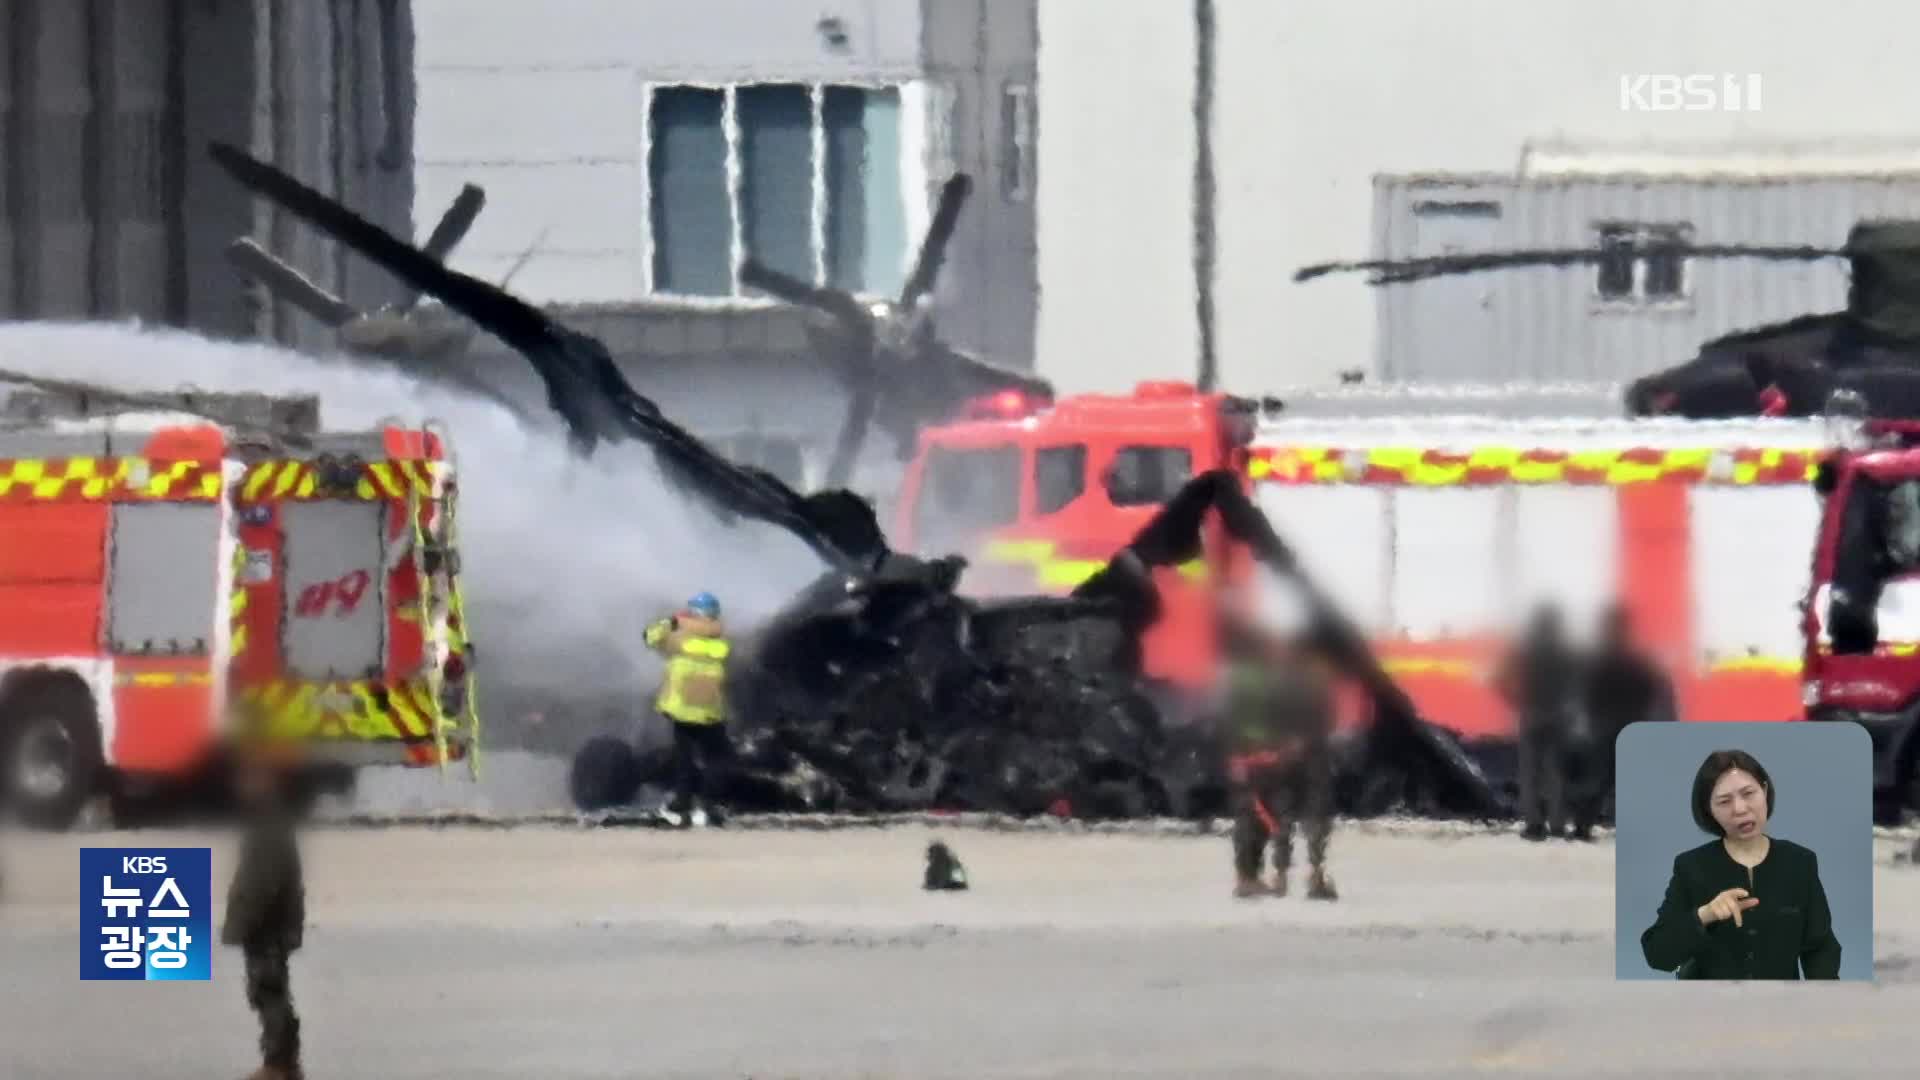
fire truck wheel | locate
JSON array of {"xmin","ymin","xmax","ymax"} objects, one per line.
[
  {"xmin": 570, "ymin": 735, "xmax": 640, "ymax": 812},
  {"xmin": 1, "ymin": 676, "xmax": 103, "ymax": 831}
]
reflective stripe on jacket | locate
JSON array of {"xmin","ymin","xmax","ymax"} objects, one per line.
[{"xmin": 645, "ymin": 616, "xmax": 730, "ymax": 724}]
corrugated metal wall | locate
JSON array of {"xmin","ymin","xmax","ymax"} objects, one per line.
[
  {"xmin": 922, "ymin": 0, "xmax": 1039, "ymax": 370},
  {"xmin": 2, "ymin": 0, "xmax": 184, "ymax": 323},
  {"xmin": 1374, "ymin": 174, "xmax": 1920, "ymax": 383},
  {"xmin": 0, "ymin": 0, "xmax": 413, "ymax": 345},
  {"xmin": 250, "ymin": 0, "xmax": 416, "ymax": 353}
]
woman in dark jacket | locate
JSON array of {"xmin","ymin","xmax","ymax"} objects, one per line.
[{"xmin": 1640, "ymin": 749, "xmax": 1843, "ymax": 980}]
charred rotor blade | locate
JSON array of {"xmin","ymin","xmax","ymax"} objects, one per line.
[
  {"xmin": 208, "ymin": 140, "xmax": 887, "ymax": 577},
  {"xmin": 739, "ymin": 259, "xmax": 872, "ymax": 331},
  {"xmin": 899, "ymin": 174, "xmax": 972, "ymax": 310},
  {"xmin": 882, "ymin": 342, "xmax": 1052, "ymax": 457},
  {"xmin": 398, "ymin": 183, "xmax": 488, "ymax": 311},
  {"xmin": 1294, "ymin": 242, "xmax": 1854, "ymax": 286},
  {"xmin": 1074, "ymin": 470, "xmax": 1507, "ymax": 817},
  {"xmin": 933, "ymin": 344, "xmax": 1054, "ymax": 400},
  {"xmin": 421, "ymin": 184, "xmax": 486, "ymax": 263},
  {"xmin": 823, "ymin": 385, "xmax": 879, "ymax": 490},
  {"xmin": 210, "ymin": 140, "xmax": 617, "ymax": 449},
  {"xmin": 225, "ymin": 238, "xmax": 358, "ymax": 326}
]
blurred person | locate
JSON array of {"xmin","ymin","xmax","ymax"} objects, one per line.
[
  {"xmin": 221, "ymin": 726, "xmax": 308, "ymax": 1080},
  {"xmin": 1569, "ymin": 603, "xmax": 1675, "ymax": 840},
  {"xmin": 645, "ymin": 591, "xmax": 734, "ymax": 827},
  {"xmin": 1494, "ymin": 603, "xmax": 1581, "ymax": 841},
  {"xmin": 1639, "ymin": 749, "xmax": 1841, "ymax": 980},
  {"xmin": 1218, "ymin": 613, "xmax": 1338, "ymax": 901}
]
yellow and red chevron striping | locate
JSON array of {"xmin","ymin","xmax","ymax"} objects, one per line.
[
  {"xmin": 1247, "ymin": 446, "xmax": 1821, "ymax": 486},
  {"xmin": 237, "ymin": 459, "xmax": 441, "ymax": 502},
  {"xmin": 0, "ymin": 457, "xmax": 222, "ymax": 501},
  {"xmin": 0, "ymin": 456, "xmax": 443, "ymax": 502},
  {"xmin": 236, "ymin": 678, "xmax": 446, "ymax": 742}
]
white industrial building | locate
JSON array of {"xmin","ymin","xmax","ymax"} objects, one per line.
[
  {"xmin": 1037, "ymin": 0, "xmax": 1920, "ymax": 395},
  {"xmin": 410, "ymin": 0, "xmax": 1037, "ymax": 492},
  {"xmin": 405, "ymin": 0, "xmax": 1920, "ymax": 474}
]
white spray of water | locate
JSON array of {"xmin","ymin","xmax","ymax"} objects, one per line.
[{"xmin": 0, "ymin": 319, "xmax": 829, "ymax": 734}]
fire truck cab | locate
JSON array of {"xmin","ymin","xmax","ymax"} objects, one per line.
[
  {"xmin": 893, "ymin": 381, "xmax": 1261, "ymax": 696},
  {"xmin": 1804, "ymin": 419, "xmax": 1920, "ymax": 816},
  {"xmin": 0, "ymin": 388, "xmax": 478, "ymax": 829}
]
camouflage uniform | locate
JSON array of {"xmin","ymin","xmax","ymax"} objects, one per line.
[
  {"xmin": 1570, "ymin": 611, "xmax": 1674, "ymax": 838},
  {"xmin": 1221, "ymin": 651, "xmax": 1338, "ymax": 899},
  {"xmin": 1496, "ymin": 608, "xmax": 1581, "ymax": 841},
  {"xmin": 221, "ymin": 800, "xmax": 305, "ymax": 1079}
]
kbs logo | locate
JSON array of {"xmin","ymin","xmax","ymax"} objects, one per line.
[
  {"xmin": 80, "ymin": 848, "xmax": 212, "ymax": 981},
  {"xmin": 1619, "ymin": 74, "xmax": 1762, "ymax": 112},
  {"xmin": 294, "ymin": 569, "xmax": 373, "ymax": 618}
]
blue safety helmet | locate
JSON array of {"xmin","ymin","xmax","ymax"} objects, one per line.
[{"xmin": 686, "ymin": 592, "xmax": 721, "ymax": 619}]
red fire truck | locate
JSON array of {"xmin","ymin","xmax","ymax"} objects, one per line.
[
  {"xmin": 0, "ymin": 386, "xmax": 478, "ymax": 829},
  {"xmin": 1802, "ymin": 419, "xmax": 1920, "ymax": 816},
  {"xmin": 891, "ymin": 381, "xmax": 1885, "ymax": 788}
]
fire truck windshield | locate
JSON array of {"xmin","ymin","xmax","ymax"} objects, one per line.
[
  {"xmin": 1034, "ymin": 444, "xmax": 1088, "ymax": 514},
  {"xmin": 1827, "ymin": 474, "xmax": 1920, "ymax": 653},
  {"xmin": 914, "ymin": 443, "xmax": 1023, "ymax": 552},
  {"xmin": 1887, "ymin": 480, "xmax": 1920, "ymax": 567},
  {"xmin": 1105, "ymin": 445, "xmax": 1193, "ymax": 507}
]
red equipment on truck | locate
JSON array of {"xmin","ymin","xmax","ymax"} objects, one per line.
[
  {"xmin": 0, "ymin": 382, "xmax": 479, "ymax": 829},
  {"xmin": 893, "ymin": 381, "xmax": 1920, "ymax": 816}
]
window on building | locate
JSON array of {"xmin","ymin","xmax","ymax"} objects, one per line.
[
  {"xmin": 1001, "ymin": 82, "xmax": 1034, "ymax": 202},
  {"xmin": 1033, "ymin": 444, "xmax": 1087, "ymax": 514},
  {"xmin": 1594, "ymin": 222, "xmax": 1692, "ymax": 304},
  {"xmin": 824, "ymin": 86, "xmax": 907, "ymax": 297},
  {"xmin": 649, "ymin": 87, "xmax": 731, "ymax": 296},
  {"xmin": 1641, "ymin": 225, "xmax": 1688, "ymax": 299},
  {"xmin": 1105, "ymin": 446, "xmax": 1193, "ymax": 507},
  {"xmin": 646, "ymin": 82, "xmax": 907, "ymax": 299},
  {"xmin": 1596, "ymin": 225, "xmax": 1637, "ymax": 300},
  {"xmin": 738, "ymin": 85, "xmax": 816, "ymax": 286}
]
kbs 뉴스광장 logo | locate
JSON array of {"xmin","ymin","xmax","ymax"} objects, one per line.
[{"xmin": 79, "ymin": 848, "xmax": 213, "ymax": 981}]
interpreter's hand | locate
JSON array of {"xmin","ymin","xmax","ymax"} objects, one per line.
[{"xmin": 1697, "ymin": 887, "xmax": 1759, "ymax": 928}]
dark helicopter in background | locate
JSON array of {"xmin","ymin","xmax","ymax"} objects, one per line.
[{"xmin": 1297, "ymin": 220, "xmax": 1920, "ymax": 420}]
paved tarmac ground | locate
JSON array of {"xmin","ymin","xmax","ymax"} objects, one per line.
[{"xmin": 4, "ymin": 822, "xmax": 1920, "ymax": 1079}]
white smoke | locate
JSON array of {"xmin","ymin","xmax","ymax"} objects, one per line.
[{"xmin": 0, "ymin": 319, "xmax": 827, "ymax": 740}]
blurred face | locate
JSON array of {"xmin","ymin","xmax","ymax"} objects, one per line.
[
  {"xmin": 234, "ymin": 759, "xmax": 278, "ymax": 805},
  {"xmin": 1709, "ymin": 768, "xmax": 1768, "ymax": 839}
]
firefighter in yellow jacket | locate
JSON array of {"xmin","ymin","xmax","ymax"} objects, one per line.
[{"xmin": 645, "ymin": 592, "xmax": 734, "ymax": 827}]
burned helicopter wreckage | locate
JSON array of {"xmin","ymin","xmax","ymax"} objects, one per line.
[
  {"xmin": 1297, "ymin": 221, "xmax": 1920, "ymax": 420},
  {"xmin": 228, "ymin": 177, "xmax": 546, "ymax": 426},
  {"xmin": 210, "ymin": 142, "xmax": 1506, "ymax": 821}
]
